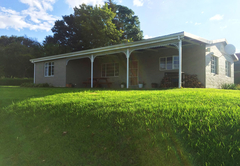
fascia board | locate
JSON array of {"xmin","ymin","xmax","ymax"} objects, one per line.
[
  {"xmin": 232, "ymin": 54, "xmax": 239, "ymax": 62},
  {"xmin": 211, "ymin": 39, "xmax": 228, "ymax": 45},
  {"xmin": 183, "ymin": 32, "xmax": 211, "ymax": 44}
]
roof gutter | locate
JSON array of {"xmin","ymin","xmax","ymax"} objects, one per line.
[{"xmin": 232, "ymin": 54, "xmax": 239, "ymax": 62}]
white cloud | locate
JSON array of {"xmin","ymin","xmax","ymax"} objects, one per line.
[
  {"xmin": 65, "ymin": 0, "xmax": 105, "ymax": 8},
  {"xmin": 0, "ymin": 7, "xmax": 28, "ymax": 31},
  {"xmin": 220, "ymin": 26, "xmax": 227, "ymax": 30},
  {"xmin": 0, "ymin": 0, "xmax": 59, "ymax": 31},
  {"xmin": 133, "ymin": 0, "xmax": 144, "ymax": 7},
  {"xmin": 195, "ymin": 22, "xmax": 201, "ymax": 25},
  {"xmin": 210, "ymin": 14, "xmax": 224, "ymax": 21},
  {"xmin": 144, "ymin": 35, "xmax": 153, "ymax": 39}
]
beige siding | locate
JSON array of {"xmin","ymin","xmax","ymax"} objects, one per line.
[
  {"xmin": 35, "ymin": 59, "xmax": 66, "ymax": 87},
  {"xmin": 182, "ymin": 45, "xmax": 206, "ymax": 86},
  {"xmin": 129, "ymin": 45, "xmax": 205, "ymax": 88},
  {"xmin": 66, "ymin": 58, "xmax": 91, "ymax": 88},
  {"xmin": 93, "ymin": 54, "xmax": 127, "ymax": 88},
  {"xmin": 205, "ymin": 43, "xmax": 234, "ymax": 88}
]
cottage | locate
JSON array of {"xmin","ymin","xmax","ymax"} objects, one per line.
[{"xmin": 30, "ymin": 32, "xmax": 238, "ymax": 89}]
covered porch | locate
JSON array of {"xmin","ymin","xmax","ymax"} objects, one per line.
[
  {"xmin": 31, "ymin": 32, "xmax": 208, "ymax": 88},
  {"xmin": 65, "ymin": 34, "xmax": 205, "ymax": 89}
]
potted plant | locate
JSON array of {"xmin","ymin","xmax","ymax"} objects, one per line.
[
  {"xmin": 138, "ymin": 81, "xmax": 145, "ymax": 88},
  {"xmin": 120, "ymin": 82, "xmax": 126, "ymax": 88}
]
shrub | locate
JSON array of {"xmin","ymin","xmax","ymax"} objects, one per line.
[
  {"xmin": 20, "ymin": 83, "xmax": 35, "ymax": 87},
  {"xmin": 221, "ymin": 83, "xmax": 237, "ymax": 90},
  {"xmin": 20, "ymin": 83, "xmax": 52, "ymax": 87}
]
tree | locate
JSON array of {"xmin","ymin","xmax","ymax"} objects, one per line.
[
  {"xmin": 44, "ymin": 3, "xmax": 123, "ymax": 55},
  {"xmin": 75, "ymin": 4, "xmax": 123, "ymax": 49},
  {"xmin": 106, "ymin": 0, "xmax": 143, "ymax": 41},
  {"xmin": 0, "ymin": 36, "xmax": 43, "ymax": 78}
]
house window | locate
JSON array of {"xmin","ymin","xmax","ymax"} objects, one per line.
[
  {"xmin": 101, "ymin": 63, "xmax": 119, "ymax": 77},
  {"xmin": 44, "ymin": 62, "xmax": 54, "ymax": 77},
  {"xmin": 211, "ymin": 56, "xmax": 218, "ymax": 74},
  {"xmin": 159, "ymin": 56, "xmax": 179, "ymax": 70},
  {"xmin": 225, "ymin": 61, "xmax": 231, "ymax": 77}
]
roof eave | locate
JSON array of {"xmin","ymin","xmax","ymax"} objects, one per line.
[
  {"xmin": 30, "ymin": 32, "xmax": 186, "ymax": 63},
  {"xmin": 30, "ymin": 31, "xmax": 212, "ymax": 63}
]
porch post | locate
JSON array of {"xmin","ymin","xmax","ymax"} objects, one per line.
[
  {"xmin": 34, "ymin": 63, "xmax": 36, "ymax": 84},
  {"xmin": 178, "ymin": 37, "xmax": 182, "ymax": 88},
  {"xmin": 90, "ymin": 55, "xmax": 94, "ymax": 88},
  {"xmin": 126, "ymin": 49, "xmax": 130, "ymax": 89}
]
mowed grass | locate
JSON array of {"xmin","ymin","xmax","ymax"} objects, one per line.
[{"xmin": 1, "ymin": 87, "xmax": 240, "ymax": 166}]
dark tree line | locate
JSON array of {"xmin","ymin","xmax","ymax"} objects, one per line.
[
  {"xmin": 0, "ymin": 36, "xmax": 43, "ymax": 78},
  {"xmin": 0, "ymin": 0, "xmax": 143, "ymax": 78}
]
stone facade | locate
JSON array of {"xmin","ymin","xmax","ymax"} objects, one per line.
[{"xmin": 205, "ymin": 43, "xmax": 234, "ymax": 88}]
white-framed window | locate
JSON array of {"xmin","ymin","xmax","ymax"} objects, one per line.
[
  {"xmin": 225, "ymin": 61, "xmax": 231, "ymax": 77},
  {"xmin": 101, "ymin": 63, "xmax": 119, "ymax": 77},
  {"xmin": 44, "ymin": 62, "xmax": 54, "ymax": 77},
  {"xmin": 159, "ymin": 56, "xmax": 179, "ymax": 70},
  {"xmin": 211, "ymin": 56, "xmax": 218, "ymax": 74}
]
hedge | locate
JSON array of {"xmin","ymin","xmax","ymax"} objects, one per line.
[{"xmin": 0, "ymin": 78, "xmax": 33, "ymax": 86}]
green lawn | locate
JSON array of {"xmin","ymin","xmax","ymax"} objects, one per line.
[{"xmin": 0, "ymin": 86, "xmax": 240, "ymax": 165}]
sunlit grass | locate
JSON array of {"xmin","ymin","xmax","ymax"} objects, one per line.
[{"xmin": 0, "ymin": 87, "xmax": 240, "ymax": 165}]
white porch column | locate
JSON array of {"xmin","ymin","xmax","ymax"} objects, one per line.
[
  {"xmin": 34, "ymin": 63, "xmax": 36, "ymax": 84},
  {"xmin": 126, "ymin": 49, "xmax": 130, "ymax": 89},
  {"xmin": 178, "ymin": 37, "xmax": 182, "ymax": 88},
  {"xmin": 90, "ymin": 55, "xmax": 94, "ymax": 88}
]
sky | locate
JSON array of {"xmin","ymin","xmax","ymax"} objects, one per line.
[{"xmin": 0, "ymin": 0, "xmax": 240, "ymax": 52}]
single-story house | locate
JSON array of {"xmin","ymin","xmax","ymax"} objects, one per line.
[
  {"xmin": 234, "ymin": 53, "xmax": 240, "ymax": 84},
  {"xmin": 30, "ymin": 31, "xmax": 238, "ymax": 89}
]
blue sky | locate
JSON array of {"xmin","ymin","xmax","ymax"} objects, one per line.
[{"xmin": 0, "ymin": 0, "xmax": 239, "ymax": 52}]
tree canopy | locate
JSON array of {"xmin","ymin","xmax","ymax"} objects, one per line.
[
  {"xmin": 0, "ymin": 36, "xmax": 43, "ymax": 78},
  {"xmin": 44, "ymin": 3, "xmax": 123, "ymax": 55},
  {"xmin": 44, "ymin": 1, "xmax": 143, "ymax": 55},
  {"xmin": 106, "ymin": 0, "xmax": 143, "ymax": 41}
]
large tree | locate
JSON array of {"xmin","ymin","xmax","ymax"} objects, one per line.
[
  {"xmin": 44, "ymin": 2, "xmax": 143, "ymax": 56},
  {"xmin": 106, "ymin": 0, "xmax": 143, "ymax": 41},
  {"xmin": 0, "ymin": 36, "xmax": 43, "ymax": 78},
  {"xmin": 44, "ymin": 3, "xmax": 123, "ymax": 55}
]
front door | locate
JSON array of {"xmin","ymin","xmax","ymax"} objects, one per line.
[{"xmin": 129, "ymin": 60, "xmax": 138, "ymax": 86}]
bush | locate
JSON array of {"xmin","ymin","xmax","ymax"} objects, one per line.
[
  {"xmin": 20, "ymin": 83, "xmax": 52, "ymax": 87},
  {"xmin": 221, "ymin": 83, "xmax": 237, "ymax": 90},
  {"xmin": 0, "ymin": 78, "xmax": 33, "ymax": 86},
  {"xmin": 20, "ymin": 83, "xmax": 35, "ymax": 87}
]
